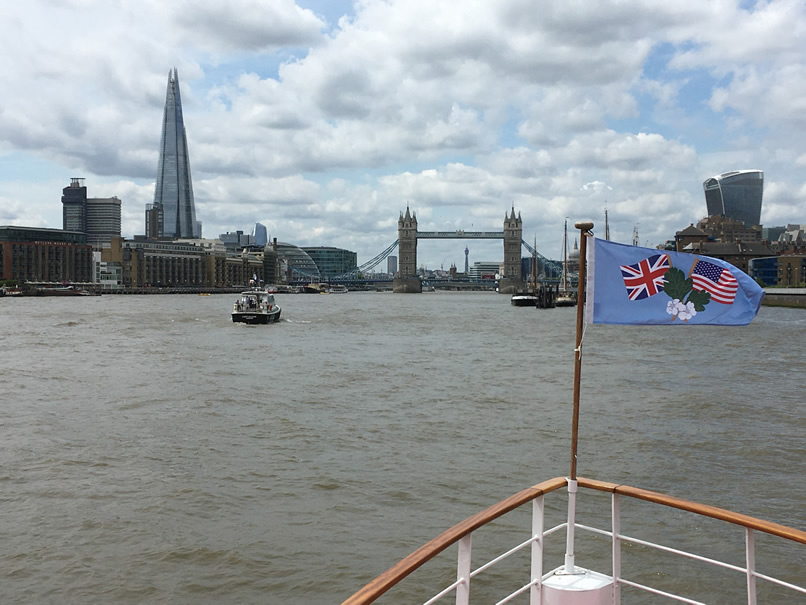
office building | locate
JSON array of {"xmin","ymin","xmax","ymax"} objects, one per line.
[
  {"xmin": 85, "ymin": 196, "xmax": 121, "ymax": 249},
  {"xmin": 145, "ymin": 203, "xmax": 164, "ymax": 240},
  {"xmin": 61, "ymin": 178, "xmax": 121, "ymax": 249},
  {"xmin": 275, "ymin": 242, "xmax": 320, "ymax": 280},
  {"xmin": 219, "ymin": 230, "xmax": 255, "ymax": 253},
  {"xmin": 254, "ymin": 223, "xmax": 268, "ymax": 247},
  {"xmin": 702, "ymin": 170, "xmax": 764, "ymax": 227},
  {"xmin": 153, "ymin": 68, "xmax": 199, "ymax": 238},
  {"xmin": 301, "ymin": 246, "xmax": 357, "ymax": 278},
  {"xmin": 62, "ymin": 178, "xmax": 87, "ymax": 232}
]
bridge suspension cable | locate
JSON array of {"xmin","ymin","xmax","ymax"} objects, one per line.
[
  {"xmin": 333, "ymin": 240, "xmax": 399, "ymax": 279},
  {"xmin": 521, "ymin": 239, "xmax": 563, "ymax": 276}
]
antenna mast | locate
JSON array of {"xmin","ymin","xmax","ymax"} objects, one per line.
[{"xmin": 632, "ymin": 224, "xmax": 639, "ymax": 246}]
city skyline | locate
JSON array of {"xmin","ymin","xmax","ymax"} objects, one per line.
[{"xmin": 2, "ymin": 1, "xmax": 806, "ymax": 268}]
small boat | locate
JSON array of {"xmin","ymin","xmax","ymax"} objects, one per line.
[
  {"xmin": 329, "ymin": 284, "xmax": 349, "ymax": 294},
  {"xmin": 231, "ymin": 289, "xmax": 281, "ymax": 324},
  {"xmin": 510, "ymin": 292, "xmax": 538, "ymax": 306},
  {"xmin": 34, "ymin": 285, "xmax": 95, "ymax": 296},
  {"xmin": 555, "ymin": 291, "xmax": 576, "ymax": 307},
  {"xmin": 302, "ymin": 282, "xmax": 328, "ymax": 294}
]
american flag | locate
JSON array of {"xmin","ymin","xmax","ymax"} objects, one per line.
[
  {"xmin": 620, "ymin": 254, "xmax": 671, "ymax": 300},
  {"xmin": 690, "ymin": 259, "xmax": 738, "ymax": 304}
]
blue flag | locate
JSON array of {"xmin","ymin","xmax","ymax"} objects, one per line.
[{"xmin": 586, "ymin": 237, "xmax": 764, "ymax": 325}]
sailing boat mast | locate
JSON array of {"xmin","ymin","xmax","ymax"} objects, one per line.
[{"xmin": 562, "ymin": 219, "xmax": 568, "ymax": 293}]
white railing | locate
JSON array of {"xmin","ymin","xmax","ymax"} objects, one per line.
[{"xmin": 342, "ymin": 477, "xmax": 806, "ymax": 605}]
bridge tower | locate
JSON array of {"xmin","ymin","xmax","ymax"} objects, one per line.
[
  {"xmin": 394, "ymin": 206, "xmax": 422, "ymax": 293},
  {"xmin": 498, "ymin": 207, "xmax": 524, "ymax": 294}
]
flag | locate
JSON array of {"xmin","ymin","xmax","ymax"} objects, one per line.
[
  {"xmin": 690, "ymin": 259, "xmax": 737, "ymax": 304},
  {"xmin": 586, "ymin": 237, "xmax": 764, "ymax": 325},
  {"xmin": 620, "ymin": 254, "xmax": 671, "ymax": 300}
]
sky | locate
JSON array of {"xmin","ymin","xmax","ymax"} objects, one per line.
[{"xmin": 2, "ymin": 0, "xmax": 805, "ymax": 270}]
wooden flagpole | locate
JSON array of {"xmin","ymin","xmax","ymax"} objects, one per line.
[
  {"xmin": 570, "ymin": 221, "xmax": 593, "ymax": 481},
  {"xmin": 563, "ymin": 221, "xmax": 593, "ymax": 575}
]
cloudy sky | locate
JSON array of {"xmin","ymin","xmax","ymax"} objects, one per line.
[{"xmin": 2, "ymin": 0, "xmax": 805, "ymax": 269}]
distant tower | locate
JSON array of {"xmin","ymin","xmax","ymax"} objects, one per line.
[
  {"xmin": 502, "ymin": 207, "xmax": 522, "ymax": 278},
  {"xmin": 254, "ymin": 222, "xmax": 268, "ymax": 247},
  {"xmin": 62, "ymin": 177, "xmax": 87, "ymax": 232},
  {"xmin": 153, "ymin": 68, "xmax": 199, "ymax": 239},
  {"xmin": 464, "ymin": 246, "xmax": 469, "ymax": 274},
  {"xmin": 632, "ymin": 224, "xmax": 639, "ymax": 246},
  {"xmin": 397, "ymin": 207, "xmax": 418, "ymax": 277}
]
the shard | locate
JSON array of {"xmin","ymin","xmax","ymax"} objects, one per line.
[{"xmin": 153, "ymin": 68, "xmax": 199, "ymax": 238}]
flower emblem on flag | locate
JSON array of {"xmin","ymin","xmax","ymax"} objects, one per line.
[
  {"xmin": 620, "ymin": 254, "xmax": 671, "ymax": 300},
  {"xmin": 690, "ymin": 260, "xmax": 738, "ymax": 304}
]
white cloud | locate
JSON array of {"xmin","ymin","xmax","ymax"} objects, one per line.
[{"xmin": 1, "ymin": 0, "xmax": 806, "ymax": 266}]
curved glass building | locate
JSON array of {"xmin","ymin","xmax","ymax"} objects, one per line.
[
  {"xmin": 703, "ymin": 170, "xmax": 763, "ymax": 227},
  {"xmin": 275, "ymin": 242, "xmax": 320, "ymax": 279}
]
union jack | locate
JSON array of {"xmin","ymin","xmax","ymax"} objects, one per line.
[{"xmin": 620, "ymin": 254, "xmax": 671, "ymax": 301}]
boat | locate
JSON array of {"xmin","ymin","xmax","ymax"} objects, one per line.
[
  {"xmin": 556, "ymin": 219, "xmax": 577, "ymax": 307},
  {"xmin": 329, "ymin": 284, "xmax": 349, "ymax": 294},
  {"xmin": 231, "ymin": 289, "xmax": 281, "ymax": 324},
  {"xmin": 34, "ymin": 285, "xmax": 95, "ymax": 296},
  {"xmin": 511, "ymin": 292, "xmax": 538, "ymax": 306},
  {"xmin": 343, "ymin": 221, "xmax": 806, "ymax": 605},
  {"xmin": 302, "ymin": 282, "xmax": 329, "ymax": 294}
]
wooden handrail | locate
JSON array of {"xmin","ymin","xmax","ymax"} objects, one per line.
[
  {"xmin": 342, "ymin": 476, "xmax": 806, "ymax": 604},
  {"xmin": 341, "ymin": 477, "xmax": 567, "ymax": 605},
  {"xmin": 577, "ymin": 476, "xmax": 806, "ymax": 545}
]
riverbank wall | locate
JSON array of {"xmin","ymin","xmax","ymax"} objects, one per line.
[{"xmin": 762, "ymin": 288, "xmax": 806, "ymax": 308}]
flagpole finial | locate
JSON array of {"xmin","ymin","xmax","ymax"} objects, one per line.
[{"xmin": 575, "ymin": 221, "xmax": 594, "ymax": 232}]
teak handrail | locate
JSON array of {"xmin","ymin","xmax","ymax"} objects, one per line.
[
  {"xmin": 341, "ymin": 477, "xmax": 567, "ymax": 605},
  {"xmin": 342, "ymin": 476, "xmax": 806, "ymax": 604},
  {"xmin": 577, "ymin": 477, "xmax": 806, "ymax": 545}
]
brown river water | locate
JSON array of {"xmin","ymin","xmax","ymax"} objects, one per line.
[{"xmin": 1, "ymin": 292, "xmax": 804, "ymax": 603}]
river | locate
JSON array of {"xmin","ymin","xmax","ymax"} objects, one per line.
[{"xmin": 1, "ymin": 292, "xmax": 804, "ymax": 603}]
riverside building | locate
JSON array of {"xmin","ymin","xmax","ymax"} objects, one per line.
[
  {"xmin": 0, "ymin": 226, "xmax": 93, "ymax": 283},
  {"xmin": 301, "ymin": 246, "xmax": 357, "ymax": 278}
]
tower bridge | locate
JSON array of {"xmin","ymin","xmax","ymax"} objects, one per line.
[
  {"xmin": 325, "ymin": 207, "xmax": 560, "ymax": 289},
  {"xmin": 394, "ymin": 207, "xmax": 558, "ymax": 294}
]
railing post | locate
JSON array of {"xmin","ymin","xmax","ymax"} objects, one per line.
[
  {"xmin": 564, "ymin": 478, "xmax": 578, "ymax": 573},
  {"xmin": 612, "ymin": 492, "xmax": 621, "ymax": 605},
  {"xmin": 530, "ymin": 495, "xmax": 545, "ymax": 605},
  {"xmin": 456, "ymin": 534, "xmax": 471, "ymax": 605},
  {"xmin": 746, "ymin": 528, "xmax": 757, "ymax": 605}
]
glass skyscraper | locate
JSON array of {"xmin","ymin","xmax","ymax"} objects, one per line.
[
  {"xmin": 254, "ymin": 222, "xmax": 268, "ymax": 247},
  {"xmin": 703, "ymin": 170, "xmax": 764, "ymax": 227},
  {"xmin": 153, "ymin": 68, "xmax": 199, "ymax": 238}
]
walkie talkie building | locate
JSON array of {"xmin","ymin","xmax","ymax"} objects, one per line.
[
  {"xmin": 153, "ymin": 68, "xmax": 199, "ymax": 238},
  {"xmin": 702, "ymin": 170, "xmax": 764, "ymax": 227}
]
